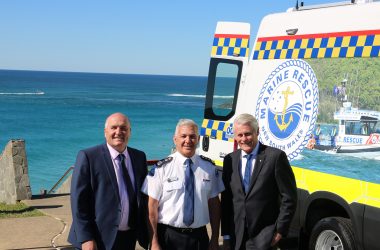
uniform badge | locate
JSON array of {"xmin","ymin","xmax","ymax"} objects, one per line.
[
  {"xmin": 148, "ymin": 166, "xmax": 156, "ymax": 176},
  {"xmin": 167, "ymin": 177, "xmax": 179, "ymax": 182},
  {"xmin": 215, "ymin": 169, "xmax": 219, "ymax": 177}
]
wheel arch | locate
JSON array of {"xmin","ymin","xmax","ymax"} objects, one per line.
[{"xmin": 300, "ymin": 190, "xmax": 364, "ymax": 247}]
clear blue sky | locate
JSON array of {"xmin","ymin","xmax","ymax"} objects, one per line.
[{"xmin": 0, "ymin": 0, "xmax": 338, "ymax": 76}]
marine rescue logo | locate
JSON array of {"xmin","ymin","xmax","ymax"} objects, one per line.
[{"xmin": 255, "ymin": 59, "xmax": 319, "ymax": 160}]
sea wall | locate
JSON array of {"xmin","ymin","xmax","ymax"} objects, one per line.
[
  {"xmin": 0, "ymin": 140, "xmax": 32, "ymax": 204},
  {"xmin": 55, "ymin": 174, "xmax": 72, "ymax": 194}
]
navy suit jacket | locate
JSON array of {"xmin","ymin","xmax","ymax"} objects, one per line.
[
  {"xmin": 68, "ymin": 143, "xmax": 149, "ymax": 250},
  {"xmin": 221, "ymin": 143, "xmax": 297, "ymax": 250}
]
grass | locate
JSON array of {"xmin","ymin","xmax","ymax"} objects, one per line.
[{"xmin": 0, "ymin": 201, "xmax": 44, "ymax": 219}]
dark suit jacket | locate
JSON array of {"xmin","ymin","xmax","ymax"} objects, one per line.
[
  {"xmin": 221, "ymin": 143, "xmax": 297, "ymax": 250},
  {"xmin": 68, "ymin": 143, "xmax": 149, "ymax": 250}
]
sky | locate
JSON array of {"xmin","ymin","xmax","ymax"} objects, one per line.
[{"xmin": 0, "ymin": 0, "xmax": 339, "ymax": 76}]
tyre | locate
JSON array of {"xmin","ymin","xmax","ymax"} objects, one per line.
[{"xmin": 309, "ymin": 217, "xmax": 356, "ymax": 250}]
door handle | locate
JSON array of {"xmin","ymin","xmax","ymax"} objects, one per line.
[{"xmin": 202, "ymin": 135, "xmax": 209, "ymax": 152}]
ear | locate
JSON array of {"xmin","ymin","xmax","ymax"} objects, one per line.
[{"xmin": 196, "ymin": 134, "xmax": 200, "ymax": 145}]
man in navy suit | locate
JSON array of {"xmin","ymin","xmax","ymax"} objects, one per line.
[
  {"xmin": 68, "ymin": 113, "xmax": 148, "ymax": 250},
  {"xmin": 221, "ymin": 114, "xmax": 297, "ymax": 250}
]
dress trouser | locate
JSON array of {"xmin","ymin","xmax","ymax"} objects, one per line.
[
  {"xmin": 112, "ymin": 229, "xmax": 137, "ymax": 250},
  {"xmin": 157, "ymin": 223, "xmax": 209, "ymax": 250},
  {"xmin": 239, "ymin": 227, "xmax": 277, "ymax": 250}
]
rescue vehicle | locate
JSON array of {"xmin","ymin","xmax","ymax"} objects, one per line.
[{"xmin": 198, "ymin": 1, "xmax": 380, "ymax": 249}]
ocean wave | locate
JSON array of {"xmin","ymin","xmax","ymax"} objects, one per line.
[
  {"xmin": 0, "ymin": 91, "xmax": 45, "ymax": 95},
  {"xmin": 167, "ymin": 93, "xmax": 233, "ymax": 99}
]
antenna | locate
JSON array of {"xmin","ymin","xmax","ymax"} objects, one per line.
[{"xmin": 295, "ymin": 0, "xmax": 299, "ymax": 10}]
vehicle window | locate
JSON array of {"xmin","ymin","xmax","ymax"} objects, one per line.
[
  {"xmin": 204, "ymin": 58, "xmax": 242, "ymax": 121},
  {"xmin": 212, "ymin": 63, "xmax": 239, "ymax": 117}
]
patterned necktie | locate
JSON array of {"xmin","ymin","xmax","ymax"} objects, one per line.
[
  {"xmin": 183, "ymin": 158, "xmax": 194, "ymax": 226},
  {"xmin": 243, "ymin": 154, "xmax": 253, "ymax": 193},
  {"xmin": 118, "ymin": 154, "xmax": 137, "ymax": 229}
]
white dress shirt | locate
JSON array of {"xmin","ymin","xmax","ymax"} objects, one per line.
[
  {"xmin": 141, "ymin": 151, "xmax": 224, "ymax": 228},
  {"xmin": 240, "ymin": 142, "xmax": 260, "ymax": 180}
]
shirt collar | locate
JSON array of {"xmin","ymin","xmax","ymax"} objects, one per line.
[
  {"xmin": 241, "ymin": 142, "xmax": 259, "ymax": 158},
  {"xmin": 174, "ymin": 151, "xmax": 197, "ymax": 166},
  {"xmin": 107, "ymin": 143, "xmax": 128, "ymax": 160}
]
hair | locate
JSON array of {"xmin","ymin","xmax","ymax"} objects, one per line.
[
  {"xmin": 233, "ymin": 113, "xmax": 259, "ymax": 132},
  {"xmin": 104, "ymin": 112, "xmax": 130, "ymax": 128},
  {"xmin": 174, "ymin": 119, "xmax": 199, "ymax": 136}
]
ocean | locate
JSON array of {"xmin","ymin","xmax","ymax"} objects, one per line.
[{"xmin": 1, "ymin": 69, "xmax": 379, "ymax": 194}]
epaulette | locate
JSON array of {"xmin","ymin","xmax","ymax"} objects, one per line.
[
  {"xmin": 200, "ymin": 155, "xmax": 215, "ymax": 165},
  {"xmin": 148, "ymin": 157, "xmax": 173, "ymax": 177},
  {"xmin": 156, "ymin": 156, "xmax": 173, "ymax": 168}
]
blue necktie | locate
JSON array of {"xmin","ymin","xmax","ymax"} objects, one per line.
[
  {"xmin": 183, "ymin": 158, "xmax": 194, "ymax": 226},
  {"xmin": 243, "ymin": 154, "xmax": 253, "ymax": 193},
  {"xmin": 118, "ymin": 154, "xmax": 137, "ymax": 229}
]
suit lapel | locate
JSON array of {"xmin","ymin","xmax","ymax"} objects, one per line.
[
  {"xmin": 246, "ymin": 143, "xmax": 266, "ymax": 196},
  {"xmin": 231, "ymin": 149, "xmax": 245, "ymax": 195},
  {"xmin": 101, "ymin": 144, "xmax": 121, "ymax": 202},
  {"xmin": 127, "ymin": 148, "xmax": 140, "ymax": 191},
  {"xmin": 127, "ymin": 147, "xmax": 144, "ymax": 205}
]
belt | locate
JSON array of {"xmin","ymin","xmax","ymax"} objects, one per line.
[
  {"xmin": 160, "ymin": 223, "xmax": 206, "ymax": 233},
  {"xmin": 117, "ymin": 229, "xmax": 135, "ymax": 233}
]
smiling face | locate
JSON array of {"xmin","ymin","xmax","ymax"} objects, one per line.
[
  {"xmin": 173, "ymin": 124, "xmax": 199, "ymax": 158},
  {"xmin": 104, "ymin": 113, "xmax": 130, "ymax": 153},
  {"xmin": 233, "ymin": 122, "xmax": 258, "ymax": 154}
]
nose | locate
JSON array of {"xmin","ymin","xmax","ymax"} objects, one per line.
[{"xmin": 115, "ymin": 127, "xmax": 121, "ymax": 134}]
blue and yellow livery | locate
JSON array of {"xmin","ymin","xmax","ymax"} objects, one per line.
[
  {"xmin": 253, "ymin": 30, "xmax": 380, "ymax": 60},
  {"xmin": 212, "ymin": 34, "xmax": 250, "ymax": 58},
  {"xmin": 199, "ymin": 2, "xmax": 380, "ymax": 249},
  {"xmin": 200, "ymin": 119, "xmax": 233, "ymax": 143}
]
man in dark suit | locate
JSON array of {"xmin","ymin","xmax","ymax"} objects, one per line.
[
  {"xmin": 221, "ymin": 113, "xmax": 297, "ymax": 250},
  {"xmin": 68, "ymin": 112, "xmax": 148, "ymax": 250}
]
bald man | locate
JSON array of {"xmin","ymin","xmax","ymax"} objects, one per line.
[{"xmin": 69, "ymin": 113, "xmax": 149, "ymax": 250}]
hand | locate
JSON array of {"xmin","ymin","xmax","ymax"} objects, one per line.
[
  {"xmin": 150, "ymin": 239, "xmax": 161, "ymax": 250},
  {"xmin": 271, "ymin": 232, "xmax": 282, "ymax": 247},
  {"xmin": 208, "ymin": 237, "xmax": 219, "ymax": 250},
  {"xmin": 82, "ymin": 240, "xmax": 97, "ymax": 250},
  {"xmin": 223, "ymin": 239, "xmax": 231, "ymax": 250}
]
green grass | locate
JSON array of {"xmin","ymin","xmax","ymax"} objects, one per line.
[{"xmin": 0, "ymin": 202, "xmax": 44, "ymax": 219}]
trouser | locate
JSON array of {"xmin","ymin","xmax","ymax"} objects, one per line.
[
  {"xmin": 239, "ymin": 227, "xmax": 278, "ymax": 250},
  {"xmin": 112, "ymin": 229, "xmax": 137, "ymax": 250},
  {"xmin": 157, "ymin": 223, "xmax": 209, "ymax": 250}
]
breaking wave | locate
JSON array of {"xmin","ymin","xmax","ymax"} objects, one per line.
[{"xmin": 167, "ymin": 93, "xmax": 233, "ymax": 99}]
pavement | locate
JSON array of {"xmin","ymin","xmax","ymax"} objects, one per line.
[
  {"xmin": 0, "ymin": 194, "xmax": 297, "ymax": 250},
  {"xmin": 0, "ymin": 194, "xmax": 74, "ymax": 250},
  {"xmin": 0, "ymin": 194, "xmax": 222, "ymax": 250}
]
